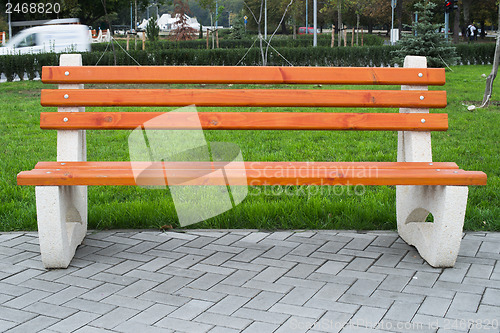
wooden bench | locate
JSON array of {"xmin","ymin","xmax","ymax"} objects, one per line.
[{"xmin": 17, "ymin": 54, "xmax": 487, "ymax": 269}]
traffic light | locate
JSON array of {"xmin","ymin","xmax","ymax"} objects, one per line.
[
  {"xmin": 444, "ymin": 0, "xmax": 458, "ymax": 13},
  {"xmin": 444, "ymin": 1, "xmax": 452, "ymax": 13}
]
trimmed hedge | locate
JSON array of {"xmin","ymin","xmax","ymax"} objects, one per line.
[
  {"xmin": 0, "ymin": 43, "xmax": 495, "ymax": 82},
  {"xmin": 456, "ymin": 43, "xmax": 496, "ymax": 65},
  {"xmin": 91, "ymin": 34, "xmax": 384, "ymax": 52},
  {"xmin": 0, "ymin": 53, "xmax": 59, "ymax": 81},
  {"xmin": 81, "ymin": 46, "xmax": 397, "ymax": 67}
]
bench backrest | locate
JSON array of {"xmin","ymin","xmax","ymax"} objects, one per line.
[
  {"xmin": 40, "ymin": 62, "xmax": 447, "ymax": 133},
  {"xmin": 36, "ymin": 54, "xmax": 448, "ymax": 170}
]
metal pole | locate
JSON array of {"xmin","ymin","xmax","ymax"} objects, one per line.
[
  {"xmin": 445, "ymin": 12, "xmax": 449, "ymax": 41},
  {"xmin": 391, "ymin": 0, "xmax": 395, "ymax": 45},
  {"xmin": 313, "ymin": 0, "xmax": 317, "ymax": 46},
  {"xmin": 135, "ymin": 0, "xmax": 138, "ymax": 31},
  {"xmin": 306, "ymin": 0, "xmax": 308, "ymax": 32},
  {"xmin": 8, "ymin": 0, "xmax": 12, "ymax": 40},
  {"xmin": 130, "ymin": 2, "xmax": 133, "ymax": 31},
  {"xmin": 134, "ymin": 0, "xmax": 138, "ymax": 48},
  {"xmin": 265, "ymin": 0, "xmax": 267, "ymax": 39},
  {"xmin": 415, "ymin": 12, "xmax": 418, "ymax": 36}
]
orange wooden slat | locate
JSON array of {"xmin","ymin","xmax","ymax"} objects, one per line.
[
  {"xmin": 33, "ymin": 161, "xmax": 461, "ymax": 170},
  {"xmin": 40, "ymin": 112, "xmax": 448, "ymax": 131},
  {"xmin": 42, "ymin": 66, "xmax": 446, "ymax": 85},
  {"xmin": 41, "ymin": 89, "xmax": 447, "ymax": 108},
  {"xmin": 17, "ymin": 167, "xmax": 487, "ymax": 186}
]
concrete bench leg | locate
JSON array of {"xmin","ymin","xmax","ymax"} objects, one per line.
[
  {"xmin": 35, "ymin": 53, "xmax": 88, "ymax": 269},
  {"xmin": 36, "ymin": 186, "xmax": 87, "ymax": 268},
  {"xmin": 396, "ymin": 185, "xmax": 468, "ymax": 267},
  {"xmin": 396, "ymin": 55, "xmax": 467, "ymax": 267}
]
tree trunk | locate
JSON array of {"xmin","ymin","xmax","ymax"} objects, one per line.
[
  {"xmin": 481, "ymin": 3, "xmax": 500, "ymax": 107},
  {"xmin": 293, "ymin": 19, "xmax": 296, "ymax": 39},
  {"xmin": 481, "ymin": 35, "xmax": 499, "ymax": 106},
  {"xmin": 258, "ymin": 0, "xmax": 265, "ymax": 65},
  {"xmin": 210, "ymin": 14, "xmax": 214, "ymax": 49},
  {"xmin": 102, "ymin": 0, "xmax": 116, "ymax": 65},
  {"xmin": 356, "ymin": 13, "xmax": 359, "ymax": 46},
  {"xmin": 331, "ymin": 24, "xmax": 334, "ymax": 47},
  {"xmin": 135, "ymin": 0, "xmax": 138, "ymax": 50},
  {"xmin": 343, "ymin": 25, "xmax": 347, "ymax": 47},
  {"xmin": 463, "ymin": 0, "xmax": 471, "ymax": 25},
  {"xmin": 480, "ymin": 21, "xmax": 486, "ymax": 39},
  {"xmin": 281, "ymin": 20, "xmax": 288, "ymax": 34},
  {"xmin": 396, "ymin": 0, "xmax": 403, "ymax": 34},
  {"xmin": 337, "ymin": 0, "xmax": 342, "ymax": 47},
  {"xmin": 453, "ymin": 4, "xmax": 460, "ymax": 44}
]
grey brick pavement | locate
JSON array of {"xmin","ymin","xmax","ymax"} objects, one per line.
[{"xmin": 0, "ymin": 230, "xmax": 499, "ymax": 333}]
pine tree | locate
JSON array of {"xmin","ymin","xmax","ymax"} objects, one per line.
[
  {"xmin": 391, "ymin": 0, "xmax": 459, "ymax": 68},
  {"xmin": 229, "ymin": 13, "xmax": 246, "ymax": 39},
  {"xmin": 146, "ymin": 18, "xmax": 160, "ymax": 42}
]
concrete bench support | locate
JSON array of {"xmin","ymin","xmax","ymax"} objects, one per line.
[
  {"xmin": 37, "ymin": 54, "xmax": 88, "ymax": 268},
  {"xmin": 396, "ymin": 56, "xmax": 467, "ymax": 267}
]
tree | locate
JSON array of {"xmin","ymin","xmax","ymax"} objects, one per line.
[
  {"xmin": 101, "ymin": 0, "xmax": 117, "ymax": 65},
  {"xmin": 146, "ymin": 18, "xmax": 160, "ymax": 41},
  {"xmin": 198, "ymin": 0, "xmax": 225, "ymax": 48},
  {"xmin": 198, "ymin": 0, "xmax": 224, "ymax": 28},
  {"xmin": 0, "ymin": 16, "xmax": 8, "ymax": 33},
  {"xmin": 72, "ymin": 0, "xmax": 152, "ymax": 28},
  {"xmin": 229, "ymin": 12, "xmax": 246, "ymax": 38},
  {"xmin": 391, "ymin": 0, "xmax": 459, "ymax": 68},
  {"xmin": 481, "ymin": 2, "xmax": 500, "ymax": 107},
  {"xmin": 362, "ymin": 0, "xmax": 391, "ymax": 34},
  {"xmin": 172, "ymin": 0, "xmax": 198, "ymax": 40},
  {"xmin": 470, "ymin": 0, "xmax": 497, "ymax": 39},
  {"xmin": 319, "ymin": 0, "xmax": 344, "ymax": 46},
  {"xmin": 453, "ymin": 1, "xmax": 460, "ymax": 43},
  {"xmin": 462, "ymin": 0, "xmax": 472, "ymax": 26}
]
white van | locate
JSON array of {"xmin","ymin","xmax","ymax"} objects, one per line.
[{"xmin": 0, "ymin": 24, "xmax": 90, "ymax": 55}]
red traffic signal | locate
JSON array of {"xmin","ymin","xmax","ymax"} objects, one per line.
[{"xmin": 444, "ymin": 0, "xmax": 458, "ymax": 13}]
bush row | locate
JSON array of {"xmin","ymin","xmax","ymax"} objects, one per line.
[
  {"xmin": 0, "ymin": 43, "xmax": 495, "ymax": 82},
  {"xmin": 456, "ymin": 43, "xmax": 496, "ymax": 65},
  {"xmin": 91, "ymin": 34, "xmax": 384, "ymax": 52},
  {"xmin": 79, "ymin": 46, "xmax": 397, "ymax": 67},
  {"xmin": 0, "ymin": 53, "xmax": 59, "ymax": 82}
]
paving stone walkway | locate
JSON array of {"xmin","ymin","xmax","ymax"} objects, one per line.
[{"xmin": 0, "ymin": 230, "xmax": 499, "ymax": 333}]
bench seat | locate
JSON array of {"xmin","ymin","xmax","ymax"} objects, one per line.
[{"xmin": 18, "ymin": 161, "xmax": 486, "ymax": 186}]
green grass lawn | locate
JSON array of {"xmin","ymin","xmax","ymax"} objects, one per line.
[{"xmin": 1, "ymin": 65, "xmax": 498, "ymax": 232}]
